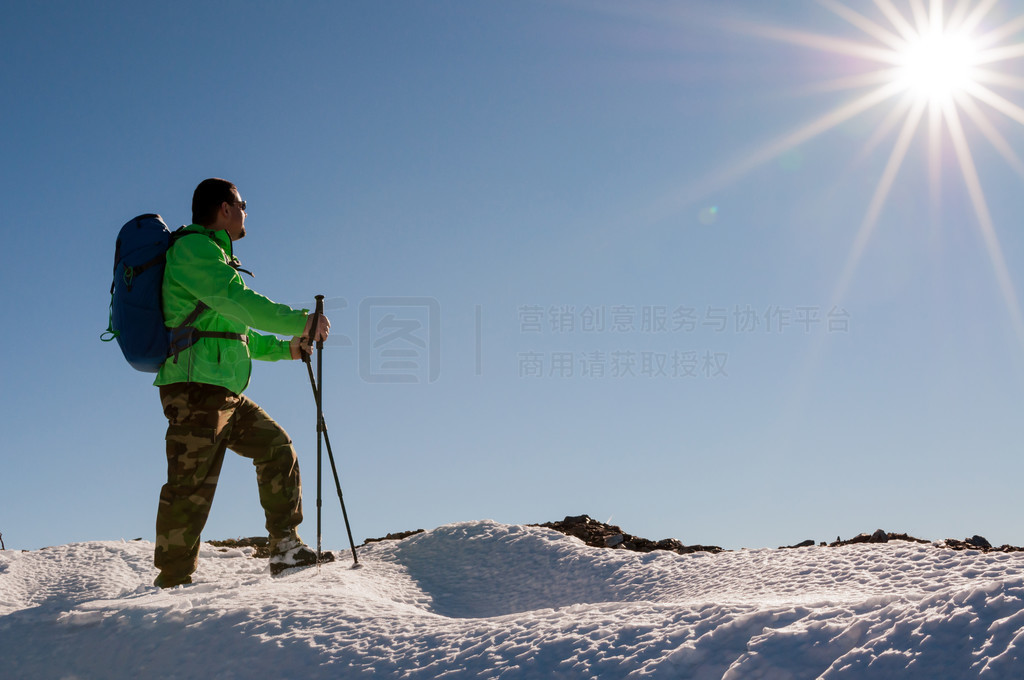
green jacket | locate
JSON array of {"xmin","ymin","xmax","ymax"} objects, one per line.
[{"xmin": 154, "ymin": 224, "xmax": 308, "ymax": 394}]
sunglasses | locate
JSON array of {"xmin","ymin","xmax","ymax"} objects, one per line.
[{"xmin": 235, "ymin": 200, "xmax": 247, "ymax": 211}]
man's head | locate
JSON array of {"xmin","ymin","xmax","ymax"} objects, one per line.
[{"xmin": 192, "ymin": 178, "xmax": 247, "ymax": 240}]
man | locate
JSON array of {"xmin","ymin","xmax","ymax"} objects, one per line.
[{"xmin": 152, "ymin": 177, "xmax": 330, "ymax": 588}]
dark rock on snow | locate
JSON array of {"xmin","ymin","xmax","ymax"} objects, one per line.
[
  {"xmin": 533, "ymin": 514, "xmax": 724, "ymax": 555},
  {"xmin": 941, "ymin": 535, "xmax": 1024, "ymax": 553},
  {"xmin": 829, "ymin": 530, "xmax": 931, "ymax": 547},
  {"xmin": 207, "ymin": 536, "xmax": 271, "ymax": 558},
  {"xmin": 363, "ymin": 529, "xmax": 426, "ymax": 545}
]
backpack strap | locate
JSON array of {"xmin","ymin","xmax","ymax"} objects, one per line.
[
  {"xmin": 112, "ymin": 253, "xmax": 165, "ymax": 295},
  {"xmin": 167, "ymin": 301, "xmax": 250, "ymax": 364},
  {"xmin": 229, "ymin": 256, "xmax": 255, "ymax": 278},
  {"xmin": 164, "ymin": 228, "xmax": 253, "ymax": 364},
  {"xmin": 171, "ymin": 227, "xmax": 255, "ymax": 278}
]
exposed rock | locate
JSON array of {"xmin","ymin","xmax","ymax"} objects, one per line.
[
  {"xmin": 363, "ymin": 529, "xmax": 425, "ymax": 545},
  {"xmin": 207, "ymin": 536, "xmax": 270, "ymax": 558},
  {"xmin": 941, "ymin": 536, "xmax": 1024, "ymax": 553},
  {"xmin": 655, "ymin": 538, "xmax": 687, "ymax": 552},
  {"xmin": 533, "ymin": 515, "xmax": 724, "ymax": 555},
  {"xmin": 968, "ymin": 535, "xmax": 992, "ymax": 549},
  {"xmin": 829, "ymin": 530, "xmax": 930, "ymax": 547},
  {"xmin": 780, "ymin": 539, "xmax": 816, "ymax": 549}
]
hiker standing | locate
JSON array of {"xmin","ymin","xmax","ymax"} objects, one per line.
[{"xmin": 152, "ymin": 178, "xmax": 330, "ymax": 588}]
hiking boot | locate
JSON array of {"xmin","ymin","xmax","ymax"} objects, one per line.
[
  {"xmin": 154, "ymin": 572, "xmax": 193, "ymax": 589},
  {"xmin": 268, "ymin": 535, "xmax": 334, "ymax": 575}
]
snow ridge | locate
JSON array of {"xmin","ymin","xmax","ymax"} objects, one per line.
[{"xmin": 1, "ymin": 520, "xmax": 1022, "ymax": 678}]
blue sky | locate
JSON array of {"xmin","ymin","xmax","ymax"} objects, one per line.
[{"xmin": 4, "ymin": 0, "xmax": 1024, "ymax": 552}]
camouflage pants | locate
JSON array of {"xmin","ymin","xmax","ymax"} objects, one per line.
[{"xmin": 155, "ymin": 383, "xmax": 303, "ymax": 578}]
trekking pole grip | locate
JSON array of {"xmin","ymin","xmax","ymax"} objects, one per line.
[{"xmin": 314, "ymin": 295, "xmax": 325, "ymax": 350}]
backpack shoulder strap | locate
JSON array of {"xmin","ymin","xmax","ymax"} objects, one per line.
[
  {"xmin": 170, "ymin": 227, "xmax": 255, "ymax": 278},
  {"xmin": 164, "ymin": 234, "xmax": 250, "ymax": 363},
  {"xmin": 169, "ymin": 226, "xmax": 206, "ymax": 245}
]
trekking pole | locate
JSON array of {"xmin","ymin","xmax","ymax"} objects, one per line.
[
  {"xmin": 314, "ymin": 295, "xmax": 324, "ymax": 563},
  {"xmin": 302, "ymin": 296, "xmax": 360, "ymax": 567}
]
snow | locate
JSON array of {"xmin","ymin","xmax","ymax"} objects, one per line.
[{"xmin": 1, "ymin": 520, "xmax": 1022, "ymax": 679}]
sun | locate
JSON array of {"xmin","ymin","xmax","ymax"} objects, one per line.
[
  {"xmin": 712, "ymin": 0, "xmax": 1024, "ymax": 343},
  {"xmin": 897, "ymin": 27, "xmax": 979, "ymax": 102}
]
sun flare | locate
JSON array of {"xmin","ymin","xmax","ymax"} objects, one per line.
[
  {"xmin": 898, "ymin": 28, "xmax": 979, "ymax": 101},
  {"xmin": 725, "ymin": 0, "xmax": 1024, "ymax": 343}
]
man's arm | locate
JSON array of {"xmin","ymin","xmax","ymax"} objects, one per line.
[{"xmin": 168, "ymin": 235, "xmax": 308, "ymax": 337}]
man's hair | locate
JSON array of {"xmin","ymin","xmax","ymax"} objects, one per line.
[{"xmin": 192, "ymin": 178, "xmax": 238, "ymax": 226}]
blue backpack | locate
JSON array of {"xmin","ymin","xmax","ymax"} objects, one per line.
[{"xmin": 102, "ymin": 214, "xmax": 206, "ymax": 372}]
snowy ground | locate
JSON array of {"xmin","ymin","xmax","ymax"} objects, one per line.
[{"xmin": 1, "ymin": 520, "xmax": 1022, "ymax": 679}]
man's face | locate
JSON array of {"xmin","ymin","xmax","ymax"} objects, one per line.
[{"xmin": 224, "ymin": 189, "xmax": 247, "ymax": 241}]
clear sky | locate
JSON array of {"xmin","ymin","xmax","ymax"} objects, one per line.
[{"xmin": 4, "ymin": 0, "xmax": 1024, "ymax": 552}]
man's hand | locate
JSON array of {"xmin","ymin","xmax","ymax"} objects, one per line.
[
  {"xmin": 304, "ymin": 313, "xmax": 331, "ymax": 342},
  {"xmin": 289, "ymin": 335, "xmax": 312, "ymax": 360},
  {"xmin": 290, "ymin": 313, "xmax": 331, "ymax": 360}
]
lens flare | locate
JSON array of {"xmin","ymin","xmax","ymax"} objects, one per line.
[
  {"xmin": 898, "ymin": 29, "xmax": 979, "ymax": 101},
  {"xmin": 712, "ymin": 0, "xmax": 1024, "ymax": 343}
]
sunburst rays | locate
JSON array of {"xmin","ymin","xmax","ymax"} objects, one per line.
[{"xmin": 724, "ymin": 0, "xmax": 1024, "ymax": 341}]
